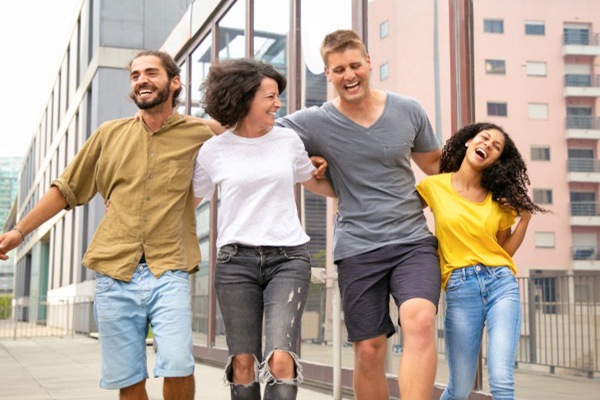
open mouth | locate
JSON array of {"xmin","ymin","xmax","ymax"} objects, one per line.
[
  {"xmin": 267, "ymin": 111, "xmax": 277, "ymax": 116},
  {"xmin": 475, "ymin": 148, "xmax": 487, "ymax": 160},
  {"xmin": 344, "ymin": 81, "xmax": 360, "ymax": 92}
]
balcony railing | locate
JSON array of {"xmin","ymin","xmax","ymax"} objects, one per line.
[
  {"xmin": 567, "ymin": 158, "xmax": 600, "ymax": 173},
  {"xmin": 564, "ymin": 74, "xmax": 599, "ymax": 87},
  {"xmin": 566, "ymin": 115, "xmax": 600, "ymax": 130},
  {"xmin": 571, "ymin": 245, "xmax": 600, "ymax": 260},
  {"xmin": 563, "ymin": 31, "xmax": 599, "ymax": 46},
  {"xmin": 570, "ymin": 201, "xmax": 600, "ymax": 216}
]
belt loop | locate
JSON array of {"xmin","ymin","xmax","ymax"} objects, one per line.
[
  {"xmin": 233, "ymin": 244, "xmax": 238, "ymax": 255},
  {"xmin": 461, "ymin": 268, "xmax": 466, "ymax": 279}
]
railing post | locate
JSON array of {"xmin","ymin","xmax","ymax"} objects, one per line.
[{"xmin": 528, "ymin": 278, "xmax": 537, "ymax": 364}]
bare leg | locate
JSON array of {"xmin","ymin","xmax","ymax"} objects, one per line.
[
  {"xmin": 120, "ymin": 380, "xmax": 148, "ymax": 400},
  {"xmin": 352, "ymin": 334, "xmax": 389, "ymax": 400},
  {"xmin": 398, "ymin": 298, "xmax": 437, "ymax": 400},
  {"xmin": 163, "ymin": 375, "xmax": 195, "ymax": 400}
]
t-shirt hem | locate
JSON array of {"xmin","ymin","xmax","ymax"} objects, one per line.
[{"xmin": 333, "ymin": 233, "xmax": 434, "ymax": 263}]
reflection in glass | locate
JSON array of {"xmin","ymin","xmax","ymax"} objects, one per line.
[
  {"xmin": 177, "ymin": 61, "xmax": 187, "ymax": 115},
  {"xmin": 254, "ymin": 0, "xmax": 290, "ymax": 116},
  {"xmin": 191, "ymin": 34, "xmax": 212, "ymax": 118},
  {"xmin": 192, "ymin": 201, "xmax": 211, "ymax": 335},
  {"xmin": 218, "ymin": 0, "xmax": 246, "ymax": 61}
]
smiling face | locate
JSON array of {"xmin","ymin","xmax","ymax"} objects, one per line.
[
  {"xmin": 241, "ymin": 77, "xmax": 282, "ymax": 135},
  {"xmin": 325, "ymin": 48, "xmax": 372, "ymax": 104},
  {"xmin": 465, "ymin": 128, "xmax": 506, "ymax": 170},
  {"xmin": 129, "ymin": 55, "xmax": 180, "ymax": 110}
]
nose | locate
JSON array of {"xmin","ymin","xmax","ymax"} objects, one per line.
[
  {"xmin": 274, "ymin": 97, "xmax": 282, "ymax": 109},
  {"xmin": 343, "ymin": 69, "xmax": 355, "ymax": 81}
]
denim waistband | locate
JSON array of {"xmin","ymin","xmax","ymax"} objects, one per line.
[
  {"xmin": 457, "ymin": 264, "xmax": 509, "ymax": 278},
  {"xmin": 220, "ymin": 243, "xmax": 308, "ymax": 255}
]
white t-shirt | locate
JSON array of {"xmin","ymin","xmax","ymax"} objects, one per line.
[{"xmin": 192, "ymin": 126, "xmax": 316, "ymax": 249}]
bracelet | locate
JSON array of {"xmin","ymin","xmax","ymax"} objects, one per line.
[{"xmin": 12, "ymin": 226, "xmax": 25, "ymax": 241}]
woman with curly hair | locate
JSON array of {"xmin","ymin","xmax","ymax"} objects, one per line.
[
  {"xmin": 416, "ymin": 122, "xmax": 544, "ymax": 400},
  {"xmin": 191, "ymin": 59, "xmax": 336, "ymax": 400}
]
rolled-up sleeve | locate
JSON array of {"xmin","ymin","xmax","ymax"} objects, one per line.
[{"xmin": 51, "ymin": 126, "xmax": 104, "ymax": 210}]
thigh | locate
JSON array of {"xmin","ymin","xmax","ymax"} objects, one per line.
[
  {"xmin": 94, "ymin": 271, "xmax": 149, "ymax": 389},
  {"xmin": 443, "ymin": 270, "xmax": 485, "ymax": 398},
  {"xmin": 389, "ymin": 237, "xmax": 441, "ymax": 311},
  {"xmin": 215, "ymin": 246, "xmax": 264, "ymax": 359},
  {"xmin": 336, "ymin": 247, "xmax": 395, "ymax": 342},
  {"xmin": 263, "ymin": 245, "xmax": 311, "ymax": 354},
  {"xmin": 148, "ymin": 269, "xmax": 194, "ymax": 378}
]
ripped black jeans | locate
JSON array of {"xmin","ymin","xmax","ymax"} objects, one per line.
[{"xmin": 215, "ymin": 243, "xmax": 311, "ymax": 400}]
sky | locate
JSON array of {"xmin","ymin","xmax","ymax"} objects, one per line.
[{"xmin": 0, "ymin": 0, "xmax": 82, "ymax": 159}]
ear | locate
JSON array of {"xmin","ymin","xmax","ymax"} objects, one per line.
[
  {"xmin": 324, "ymin": 66, "xmax": 332, "ymax": 83},
  {"xmin": 465, "ymin": 138, "xmax": 472, "ymax": 147},
  {"xmin": 171, "ymin": 75, "xmax": 181, "ymax": 92},
  {"xmin": 366, "ymin": 54, "xmax": 373, "ymax": 72}
]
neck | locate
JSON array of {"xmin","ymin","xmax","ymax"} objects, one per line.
[
  {"xmin": 453, "ymin": 163, "xmax": 483, "ymax": 189},
  {"xmin": 139, "ymin": 103, "xmax": 174, "ymax": 132},
  {"xmin": 335, "ymin": 89, "xmax": 382, "ymax": 116},
  {"xmin": 233, "ymin": 122, "xmax": 272, "ymax": 138}
]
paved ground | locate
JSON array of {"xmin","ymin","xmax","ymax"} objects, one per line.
[{"xmin": 0, "ymin": 336, "xmax": 598, "ymax": 399}]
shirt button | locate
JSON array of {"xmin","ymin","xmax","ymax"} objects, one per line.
[
  {"xmin": 132, "ymin": 257, "xmax": 137, "ymax": 262},
  {"xmin": 143, "ymin": 217, "xmax": 148, "ymax": 223},
  {"xmin": 146, "ymin": 196, "xmax": 151, "ymax": 201},
  {"xmin": 149, "ymin": 174, "xmax": 153, "ymax": 180},
  {"xmin": 150, "ymin": 153, "xmax": 155, "ymax": 157}
]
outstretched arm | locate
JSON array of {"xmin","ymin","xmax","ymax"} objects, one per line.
[
  {"xmin": 497, "ymin": 212, "xmax": 532, "ymax": 257},
  {"xmin": 412, "ymin": 148, "xmax": 441, "ymax": 176},
  {"xmin": 0, "ymin": 187, "xmax": 68, "ymax": 260}
]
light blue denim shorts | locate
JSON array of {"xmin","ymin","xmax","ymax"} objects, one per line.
[{"xmin": 93, "ymin": 264, "xmax": 194, "ymax": 390}]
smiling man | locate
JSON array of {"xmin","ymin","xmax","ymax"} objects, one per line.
[
  {"xmin": 276, "ymin": 30, "xmax": 442, "ymax": 400},
  {"xmin": 0, "ymin": 50, "xmax": 213, "ymax": 400}
]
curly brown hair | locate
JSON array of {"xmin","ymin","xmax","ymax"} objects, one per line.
[
  {"xmin": 201, "ymin": 59, "xmax": 286, "ymax": 129},
  {"xmin": 440, "ymin": 122, "xmax": 545, "ymax": 214}
]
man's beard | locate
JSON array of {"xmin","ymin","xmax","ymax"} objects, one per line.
[{"xmin": 130, "ymin": 82, "xmax": 171, "ymax": 110}]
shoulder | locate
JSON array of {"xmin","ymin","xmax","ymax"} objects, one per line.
[
  {"xmin": 386, "ymin": 92, "xmax": 425, "ymax": 112},
  {"xmin": 423, "ymin": 173, "xmax": 449, "ymax": 187}
]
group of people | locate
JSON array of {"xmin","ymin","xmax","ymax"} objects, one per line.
[{"xmin": 0, "ymin": 28, "xmax": 544, "ymax": 400}]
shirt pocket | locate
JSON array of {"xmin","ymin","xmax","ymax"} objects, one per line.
[
  {"xmin": 167, "ymin": 160, "xmax": 194, "ymax": 192},
  {"xmin": 383, "ymin": 143, "xmax": 409, "ymax": 168}
]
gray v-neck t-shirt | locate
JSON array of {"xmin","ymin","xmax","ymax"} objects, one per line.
[{"xmin": 276, "ymin": 92, "xmax": 440, "ymax": 262}]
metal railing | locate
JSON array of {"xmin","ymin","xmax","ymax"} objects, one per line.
[
  {"xmin": 570, "ymin": 202, "xmax": 600, "ymax": 216},
  {"xmin": 566, "ymin": 115, "xmax": 600, "ymax": 130},
  {"xmin": 563, "ymin": 31, "xmax": 599, "ymax": 46},
  {"xmin": 567, "ymin": 158, "xmax": 600, "ymax": 173},
  {"xmin": 564, "ymin": 74, "xmax": 600, "ymax": 88},
  {"xmin": 0, "ymin": 295, "xmax": 95, "ymax": 339},
  {"xmin": 571, "ymin": 246, "xmax": 600, "ymax": 261}
]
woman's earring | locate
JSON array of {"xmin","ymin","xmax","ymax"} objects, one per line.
[{"xmin": 465, "ymin": 143, "xmax": 468, "ymax": 147}]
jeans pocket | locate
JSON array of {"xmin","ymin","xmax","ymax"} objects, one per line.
[
  {"xmin": 281, "ymin": 246, "xmax": 311, "ymax": 263},
  {"xmin": 217, "ymin": 249, "xmax": 233, "ymax": 263},
  {"xmin": 445, "ymin": 275, "xmax": 463, "ymax": 293},
  {"xmin": 165, "ymin": 269, "xmax": 190, "ymax": 284},
  {"xmin": 492, "ymin": 266, "xmax": 513, "ymax": 278},
  {"xmin": 94, "ymin": 272, "xmax": 115, "ymax": 294}
]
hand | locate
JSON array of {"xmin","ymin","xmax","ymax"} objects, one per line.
[
  {"xmin": 310, "ymin": 156, "xmax": 328, "ymax": 180},
  {"xmin": 519, "ymin": 210, "xmax": 532, "ymax": 221},
  {"xmin": 104, "ymin": 199, "xmax": 111, "ymax": 214},
  {"xmin": 0, "ymin": 230, "xmax": 24, "ymax": 261}
]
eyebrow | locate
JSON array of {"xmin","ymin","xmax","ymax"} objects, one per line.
[{"xmin": 130, "ymin": 67, "xmax": 160, "ymax": 76}]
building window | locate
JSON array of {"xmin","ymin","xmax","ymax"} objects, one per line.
[
  {"xmin": 564, "ymin": 24, "xmax": 591, "ymax": 45},
  {"xmin": 533, "ymin": 189, "xmax": 553, "ymax": 204},
  {"xmin": 484, "ymin": 19, "xmax": 504, "ymax": 34},
  {"xmin": 535, "ymin": 232, "xmax": 555, "ymax": 248},
  {"xmin": 380, "ymin": 21, "xmax": 389, "ymax": 38},
  {"xmin": 528, "ymin": 103, "xmax": 549, "ymax": 120},
  {"xmin": 525, "ymin": 21, "xmax": 545, "ymax": 36},
  {"xmin": 485, "ymin": 59, "xmax": 505, "ymax": 75},
  {"xmin": 380, "ymin": 62, "xmax": 388, "ymax": 80},
  {"xmin": 531, "ymin": 146, "xmax": 550, "ymax": 161},
  {"xmin": 526, "ymin": 61, "xmax": 547, "ymax": 77},
  {"xmin": 487, "ymin": 102, "xmax": 507, "ymax": 117}
]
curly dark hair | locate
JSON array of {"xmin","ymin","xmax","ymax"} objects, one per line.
[
  {"xmin": 201, "ymin": 59, "xmax": 286, "ymax": 129},
  {"xmin": 439, "ymin": 122, "xmax": 545, "ymax": 214}
]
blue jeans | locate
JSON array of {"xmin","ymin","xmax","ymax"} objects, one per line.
[
  {"xmin": 441, "ymin": 265, "xmax": 521, "ymax": 400},
  {"xmin": 94, "ymin": 264, "xmax": 194, "ymax": 389},
  {"xmin": 215, "ymin": 243, "xmax": 311, "ymax": 400}
]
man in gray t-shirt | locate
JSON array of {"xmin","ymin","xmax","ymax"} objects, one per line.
[{"xmin": 277, "ymin": 30, "xmax": 442, "ymax": 400}]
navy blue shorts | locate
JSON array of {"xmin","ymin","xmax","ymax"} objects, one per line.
[{"xmin": 336, "ymin": 237, "xmax": 441, "ymax": 342}]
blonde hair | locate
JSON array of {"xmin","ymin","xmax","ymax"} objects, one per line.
[{"xmin": 320, "ymin": 29, "xmax": 368, "ymax": 66}]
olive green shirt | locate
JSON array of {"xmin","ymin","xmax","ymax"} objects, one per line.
[{"xmin": 51, "ymin": 113, "xmax": 213, "ymax": 281}]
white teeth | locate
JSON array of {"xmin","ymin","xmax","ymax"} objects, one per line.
[
  {"xmin": 345, "ymin": 82, "xmax": 359, "ymax": 89},
  {"xmin": 140, "ymin": 90, "xmax": 152, "ymax": 95},
  {"xmin": 267, "ymin": 112, "xmax": 276, "ymax": 116},
  {"xmin": 475, "ymin": 148, "xmax": 487, "ymax": 159}
]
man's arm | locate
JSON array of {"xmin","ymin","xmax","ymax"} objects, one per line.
[
  {"xmin": 0, "ymin": 187, "xmax": 68, "ymax": 260},
  {"xmin": 411, "ymin": 148, "xmax": 441, "ymax": 176}
]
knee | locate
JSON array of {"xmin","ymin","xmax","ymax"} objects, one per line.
[
  {"xmin": 401, "ymin": 307, "xmax": 436, "ymax": 340},
  {"xmin": 354, "ymin": 338, "xmax": 387, "ymax": 369},
  {"xmin": 231, "ymin": 354, "xmax": 258, "ymax": 384},
  {"xmin": 267, "ymin": 351, "xmax": 295, "ymax": 380}
]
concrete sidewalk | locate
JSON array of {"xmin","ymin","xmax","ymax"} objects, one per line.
[{"xmin": 0, "ymin": 336, "xmax": 598, "ymax": 400}]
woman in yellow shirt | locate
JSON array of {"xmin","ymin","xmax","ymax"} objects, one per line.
[{"xmin": 417, "ymin": 122, "xmax": 544, "ymax": 400}]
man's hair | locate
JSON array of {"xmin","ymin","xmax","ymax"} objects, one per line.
[
  {"xmin": 201, "ymin": 58, "xmax": 286, "ymax": 129},
  {"xmin": 128, "ymin": 50, "xmax": 182, "ymax": 108},
  {"xmin": 320, "ymin": 29, "xmax": 368, "ymax": 66}
]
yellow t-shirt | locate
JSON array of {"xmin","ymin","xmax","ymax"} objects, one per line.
[{"xmin": 416, "ymin": 173, "xmax": 516, "ymax": 290}]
